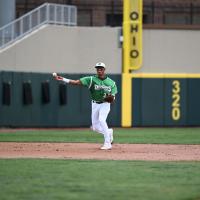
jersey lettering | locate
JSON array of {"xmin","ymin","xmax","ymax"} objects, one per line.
[
  {"xmin": 80, "ymin": 75, "xmax": 117, "ymax": 101},
  {"xmin": 94, "ymin": 84, "xmax": 111, "ymax": 93}
]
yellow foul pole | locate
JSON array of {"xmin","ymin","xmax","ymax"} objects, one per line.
[{"xmin": 122, "ymin": 0, "xmax": 143, "ymax": 127}]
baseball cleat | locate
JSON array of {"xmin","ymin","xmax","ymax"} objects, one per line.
[
  {"xmin": 109, "ymin": 128, "xmax": 114, "ymax": 144},
  {"xmin": 100, "ymin": 144, "xmax": 112, "ymax": 150},
  {"xmin": 90, "ymin": 125, "xmax": 93, "ymax": 131}
]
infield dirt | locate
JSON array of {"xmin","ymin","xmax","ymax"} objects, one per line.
[{"xmin": 0, "ymin": 142, "xmax": 200, "ymax": 161}]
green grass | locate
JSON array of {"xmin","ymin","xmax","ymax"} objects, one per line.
[
  {"xmin": 0, "ymin": 127, "xmax": 200, "ymax": 144},
  {"xmin": 0, "ymin": 159, "xmax": 200, "ymax": 200},
  {"xmin": 1, "ymin": 128, "xmax": 200, "ymax": 200}
]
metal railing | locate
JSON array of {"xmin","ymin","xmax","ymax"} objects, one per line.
[{"xmin": 0, "ymin": 3, "xmax": 77, "ymax": 49}]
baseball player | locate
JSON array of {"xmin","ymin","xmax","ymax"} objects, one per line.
[{"xmin": 53, "ymin": 62, "xmax": 117, "ymax": 150}]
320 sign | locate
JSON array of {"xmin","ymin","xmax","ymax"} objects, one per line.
[{"xmin": 171, "ymin": 80, "xmax": 181, "ymax": 121}]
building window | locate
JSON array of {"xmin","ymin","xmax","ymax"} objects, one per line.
[
  {"xmin": 78, "ymin": 9, "xmax": 93, "ymax": 26},
  {"xmin": 143, "ymin": 13, "xmax": 154, "ymax": 24},
  {"xmin": 164, "ymin": 12, "xmax": 191, "ymax": 24},
  {"xmin": 193, "ymin": 14, "xmax": 200, "ymax": 24},
  {"xmin": 106, "ymin": 13, "xmax": 122, "ymax": 27}
]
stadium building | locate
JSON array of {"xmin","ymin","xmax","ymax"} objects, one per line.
[{"xmin": 15, "ymin": 0, "xmax": 200, "ymax": 27}]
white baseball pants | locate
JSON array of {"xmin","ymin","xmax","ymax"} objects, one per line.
[{"xmin": 91, "ymin": 101, "xmax": 111, "ymax": 145}]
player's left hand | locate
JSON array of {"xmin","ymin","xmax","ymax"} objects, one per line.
[{"xmin": 104, "ymin": 94, "xmax": 115, "ymax": 103}]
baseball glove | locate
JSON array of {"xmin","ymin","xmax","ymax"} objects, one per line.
[{"xmin": 104, "ymin": 94, "xmax": 115, "ymax": 103}]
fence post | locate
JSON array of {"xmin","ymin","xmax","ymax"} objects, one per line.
[
  {"xmin": 46, "ymin": 4, "xmax": 49, "ymax": 22},
  {"xmin": 190, "ymin": 3, "xmax": 193, "ymax": 24}
]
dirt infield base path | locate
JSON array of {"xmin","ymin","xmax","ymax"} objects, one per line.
[{"xmin": 1, "ymin": 142, "xmax": 200, "ymax": 161}]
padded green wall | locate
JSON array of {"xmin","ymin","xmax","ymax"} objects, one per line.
[
  {"xmin": 0, "ymin": 71, "xmax": 121, "ymax": 127},
  {"xmin": 2, "ymin": 72, "xmax": 200, "ymax": 127},
  {"xmin": 132, "ymin": 78, "xmax": 200, "ymax": 126}
]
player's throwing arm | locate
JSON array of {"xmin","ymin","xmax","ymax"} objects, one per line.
[{"xmin": 52, "ymin": 72, "xmax": 81, "ymax": 85}]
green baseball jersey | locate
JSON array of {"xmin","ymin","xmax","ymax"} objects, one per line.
[{"xmin": 80, "ymin": 75, "xmax": 117, "ymax": 101}]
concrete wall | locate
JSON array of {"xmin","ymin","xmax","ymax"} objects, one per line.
[
  {"xmin": 1, "ymin": 25, "xmax": 200, "ymax": 74},
  {"xmin": 139, "ymin": 29, "xmax": 200, "ymax": 73},
  {"xmin": 0, "ymin": 25, "xmax": 122, "ymax": 74}
]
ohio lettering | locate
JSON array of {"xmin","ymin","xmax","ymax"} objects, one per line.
[{"xmin": 129, "ymin": 11, "xmax": 139, "ymax": 59}]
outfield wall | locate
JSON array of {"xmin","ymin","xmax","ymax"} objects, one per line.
[
  {"xmin": 132, "ymin": 76, "xmax": 200, "ymax": 126},
  {"xmin": 0, "ymin": 71, "xmax": 121, "ymax": 127},
  {"xmin": 1, "ymin": 71, "xmax": 200, "ymax": 127}
]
